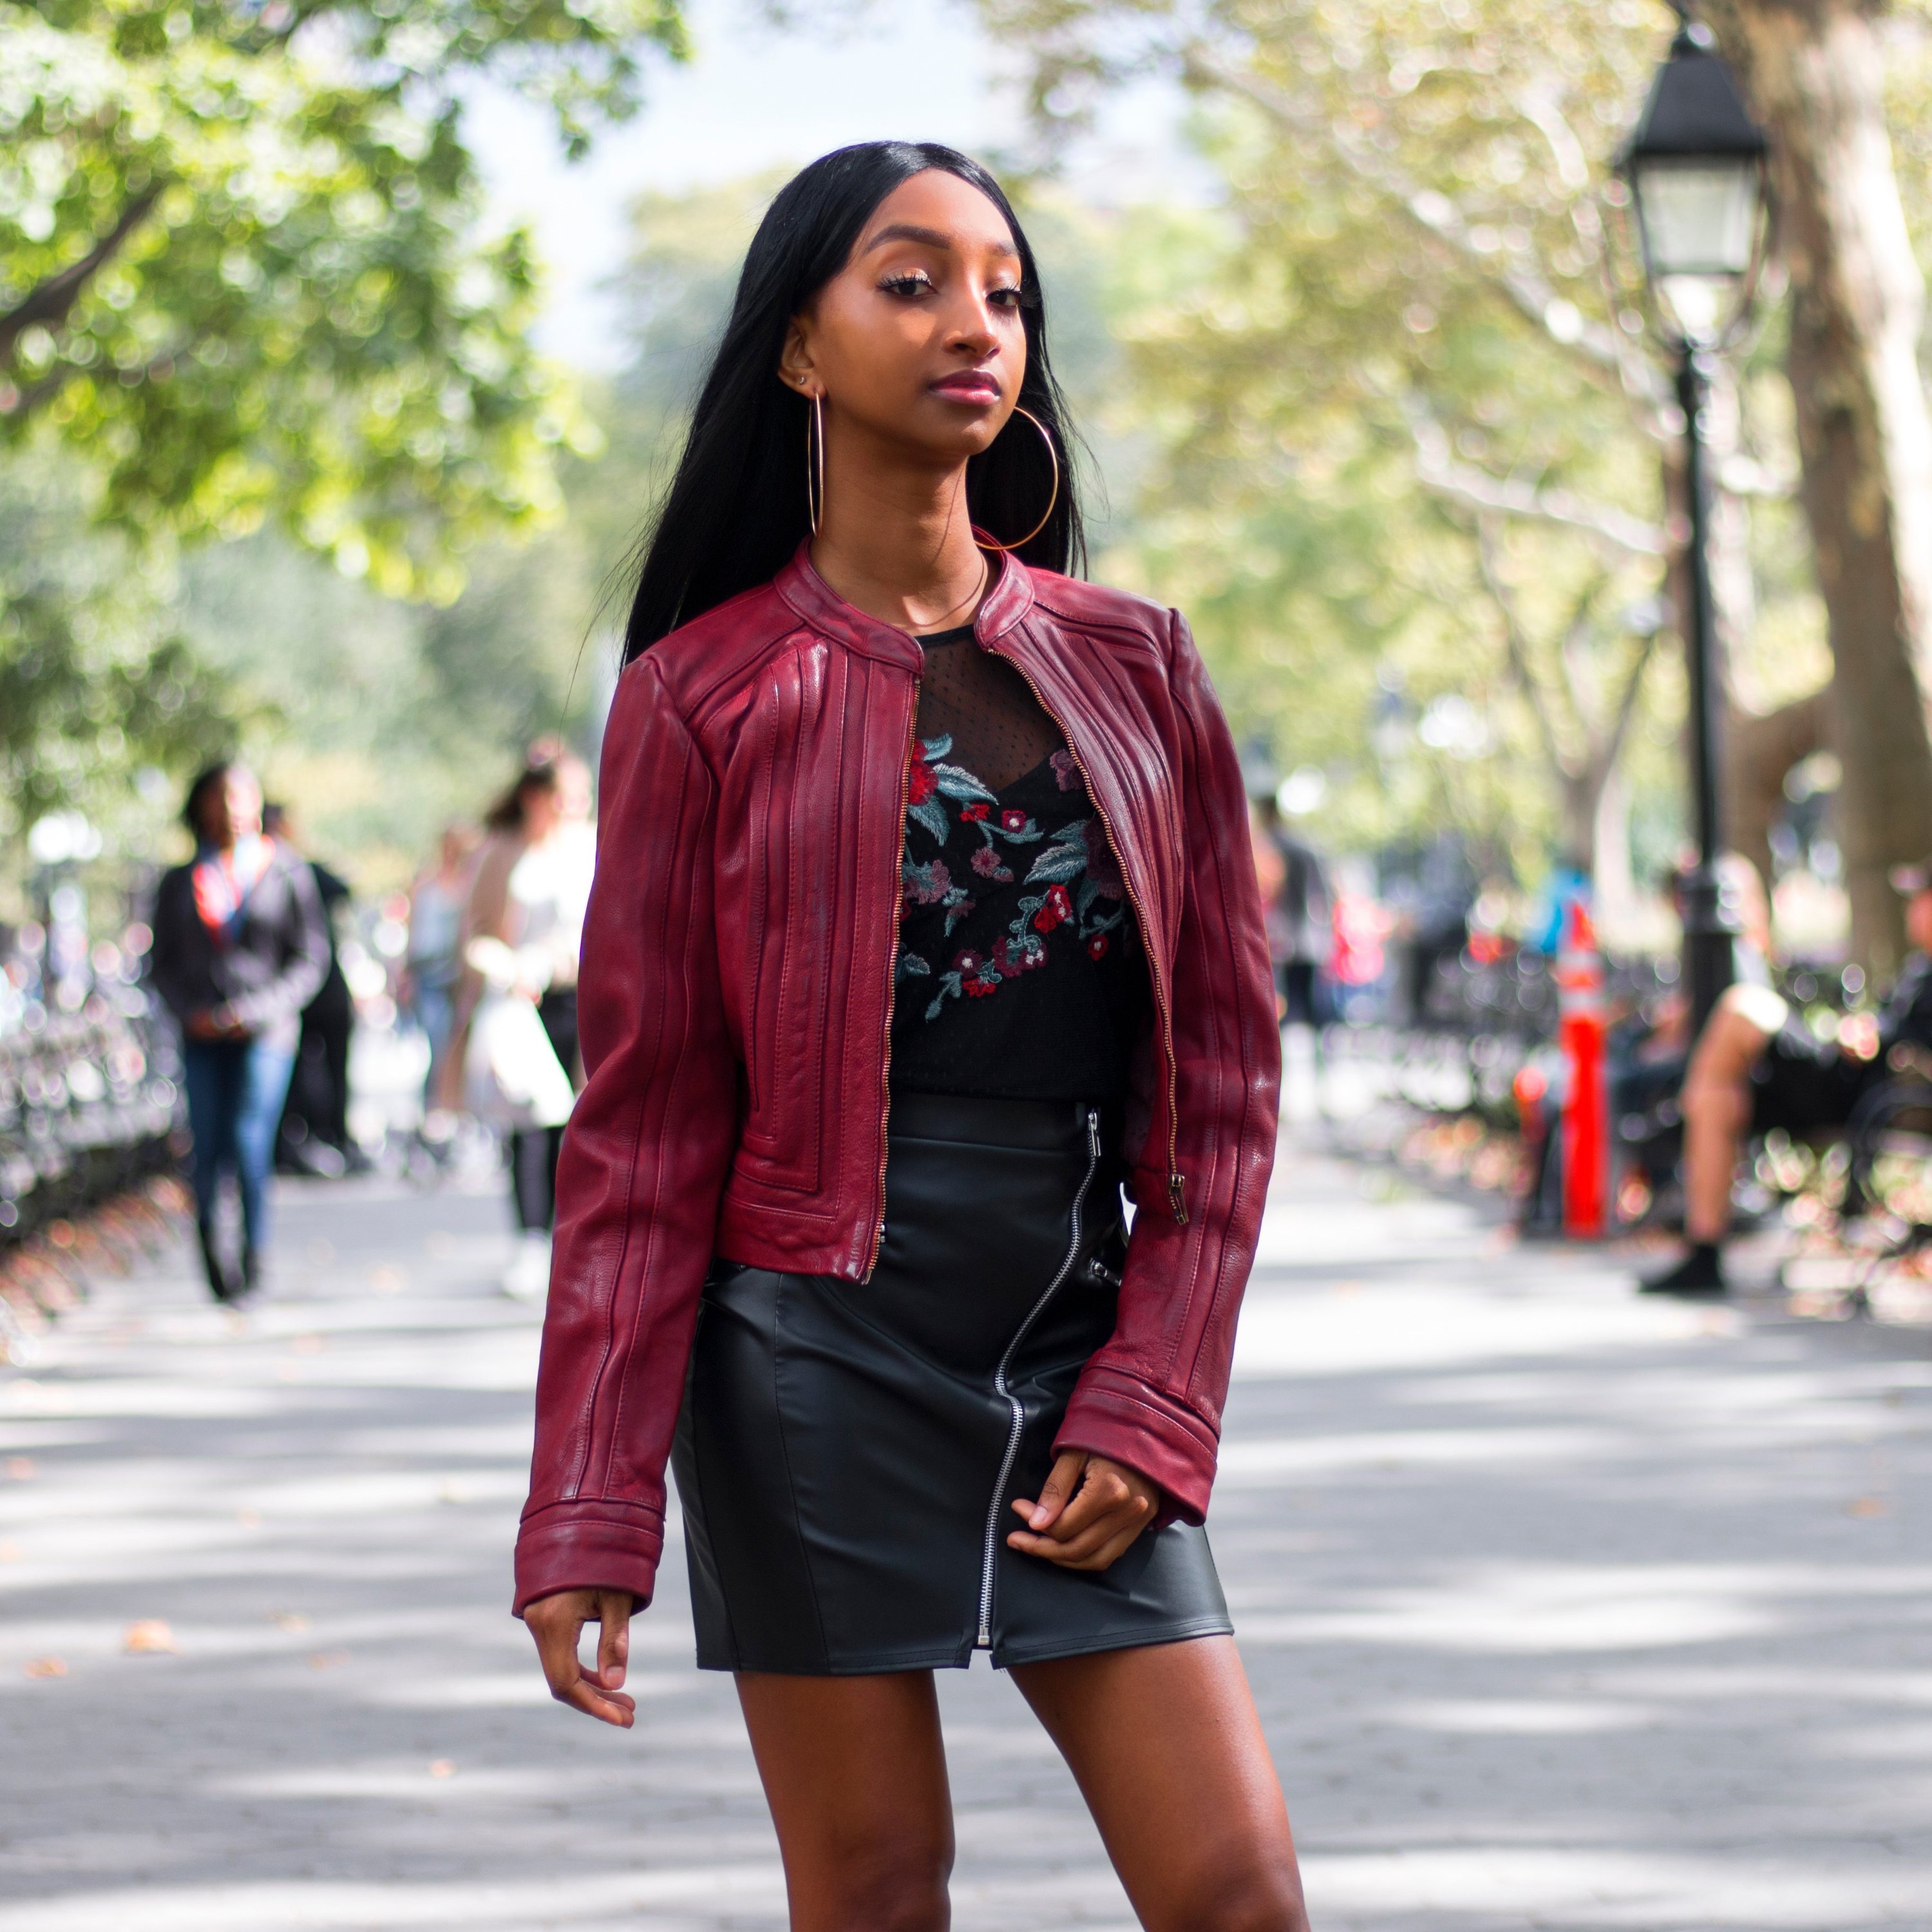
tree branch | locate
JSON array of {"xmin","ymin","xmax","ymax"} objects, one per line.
[
  {"xmin": 0, "ymin": 188, "xmax": 162, "ymax": 363},
  {"xmin": 1404, "ymin": 396, "xmax": 1669, "ymax": 556},
  {"xmin": 1183, "ymin": 48, "xmax": 1653, "ymax": 390},
  {"xmin": 1476, "ymin": 516, "xmax": 1575, "ymax": 783}
]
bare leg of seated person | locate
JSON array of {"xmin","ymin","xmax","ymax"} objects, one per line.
[{"xmin": 1643, "ymin": 984, "xmax": 1786, "ymax": 1294}]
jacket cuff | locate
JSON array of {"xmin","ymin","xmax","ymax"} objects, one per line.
[
  {"xmin": 512, "ymin": 1499, "xmax": 665, "ymax": 1618},
  {"xmin": 1052, "ymin": 1367, "xmax": 1220, "ymax": 1527}
]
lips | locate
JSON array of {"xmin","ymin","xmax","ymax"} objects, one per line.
[{"xmin": 931, "ymin": 372, "xmax": 1001, "ymax": 403}]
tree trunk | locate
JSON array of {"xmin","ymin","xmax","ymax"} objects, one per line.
[
  {"xmin": 1725, "ymin": 685, "xmax": 1833, "ymax": 891},
  {"xmin": 1705, "ymin": 0, "xmax": 1932, "ymax": 979}
]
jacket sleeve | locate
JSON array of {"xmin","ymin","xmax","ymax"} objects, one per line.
[
  {"xmin": 222, "ymin": 859, "xmax": 330, "ymax": 1034},
  {"xmin": 1053, "ymin": 611, "xmax": 1281, "ymax": 1523},
  {"xmin": 145, "ymin": 871, "xmax": 199, "ymax": 1027},
  {"xmin": 513, "ymin": 655, "xmax": 738, "ymax": 1616}
]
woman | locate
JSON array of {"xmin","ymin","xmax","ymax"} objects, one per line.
[
  {"xmin": 149, "ymin": 762, "xmax": 330, "ymax": 1301},
  {"xmin": 517, "ymin": 146, "xmax": 1304, "ymax": 1931},
  {"xmin": 451, "ymin": 752, "xmax": 593, "ymax": 1298},
  {"xmin": 404, "ymin": 822, "xmax": 478, "ymax": 1118}
]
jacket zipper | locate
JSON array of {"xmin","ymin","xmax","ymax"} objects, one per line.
[
  {"xmin": 978, "ymin": 1104, "xmax": 1103, "ymax": 1649},
  {"xmin": 864, "ymin": 675, "xmax": 921, "ymax": 1280},
  {"xmin": 983, "ymin": 639, "xmax": 1188, "ymax": 1224}
]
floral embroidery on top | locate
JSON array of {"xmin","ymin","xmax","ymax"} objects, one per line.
[{"xmin": 896, "ymin": 734, "xmax": 1129, "ymax": 1021}]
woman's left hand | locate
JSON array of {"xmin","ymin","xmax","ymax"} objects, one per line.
[{"xmin": 1007, "ymin": 1451, "xmax": 1159, "ymax": 1571}]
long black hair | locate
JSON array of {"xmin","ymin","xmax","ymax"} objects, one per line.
[{"xmin": 623, "ymin": 142, "xmax": 1084, "ymax": 660}]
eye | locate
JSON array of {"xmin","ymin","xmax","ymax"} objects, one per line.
[
  {"xmin": 989, "ymin": 285, "xmax": 1025, "ymax": 310},
  {"xmin": 880, "ymin": 270, "xmax": 934, "ymax": 299}
]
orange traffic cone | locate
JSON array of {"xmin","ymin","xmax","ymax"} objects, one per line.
[{"xmin": 1556, "ymin": 900, "xmax": 1609, "ymax": 1238}]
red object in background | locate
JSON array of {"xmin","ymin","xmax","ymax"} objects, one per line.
[
  {"xmin": 1329, "ymin": 891, "xmax": 1390, "ymax": 986},
  {"xmin": 1557, "ymin": 900, "xmax": 1609, "ymax": 1237}
]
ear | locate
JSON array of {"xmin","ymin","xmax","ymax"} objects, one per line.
[{"xmin": 777, "ymin": 314, "xmax": 818, "ymax": 398}]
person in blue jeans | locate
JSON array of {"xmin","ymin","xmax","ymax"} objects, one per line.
[{"xmin": 149, "ymin": 763, "xmax": 330, "ymax": 1300}]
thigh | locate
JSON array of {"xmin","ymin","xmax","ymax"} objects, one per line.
[
  {"xmin": 1012, "ymin": 1636, "xmax": 1307, "ymax": 1932},
  {"xmin": 735, "ymin": 1671, "xmax": 954, "ymax": 1932}
]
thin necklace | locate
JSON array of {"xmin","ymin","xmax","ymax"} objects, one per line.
[{"xmin": 916, "ymin": 552, "xmax": 990, "ymax": 635}]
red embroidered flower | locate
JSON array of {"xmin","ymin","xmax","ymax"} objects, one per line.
[
  {"xmin": 960, "ymin": 801, "xmax": 990, "ymax": 822},
  {"xmin": 1086, "ymin": 933, "xmax": 1111, "ymax": 960},
  {"xmin": 994, "ymin": 935, "xmax": 1046, "ymax": 975},
  {"xmin": 971, "ymin": 847, "xmax": 1012, "ymax": 880},
  {"xmin": 909, "ymin": 761, "xmax": 938, "ymax": 805},
  {"xmin": 1032, "ymin": 884, "xmax": 1072, "ymax": 933},
  {"xmin": 1000, "ymin": 809, "xmax": 1029, "ymax": 832},
  {"xmin": 952, "ymin": 947, "xmax": 1001, "ymax": 997},
  {"xmin": 1050, "ymin": 748, "xmax": 1081, "ymax": 792}
]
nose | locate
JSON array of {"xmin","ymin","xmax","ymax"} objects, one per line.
[{"xmin": 944, "ymin": 284, "xmax": 1002, "ymax": 359}]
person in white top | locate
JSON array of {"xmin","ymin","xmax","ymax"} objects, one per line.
[{"xmin": 446, "ymin": 748, "xmax": 594, "ymax": 1298}]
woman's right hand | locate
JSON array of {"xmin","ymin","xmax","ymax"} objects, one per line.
[{"xmin": 524, "ymin": 1587, "xmax": 637, "ymax": 1727}]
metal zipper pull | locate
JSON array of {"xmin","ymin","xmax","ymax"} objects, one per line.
[{"xmin": 1168, "ymin": 1170, "xmax": 1188, "ymax": 1225}]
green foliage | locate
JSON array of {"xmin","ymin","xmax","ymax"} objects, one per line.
[
  {"xmin": 0, "ymin": 451, "xmax": 248, "ymax": 869},
  {"xmin": 0, "ymin": 0, "xmax": 687, "ymax": 882},
  {"xmin": 981, "ymin": 0, "xmax": 1759, "ymax": 888}
]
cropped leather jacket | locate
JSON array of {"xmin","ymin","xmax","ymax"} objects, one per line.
[{"xmin": 513, "ymin": 546, "xmax": 1280, "ymax": 1616}]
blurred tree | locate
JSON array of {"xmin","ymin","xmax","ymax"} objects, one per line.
[
  {"xmin": 0, "ymin": 0, "xmax": 687, "ymax": 869},
  {"xmin": 1702, "ymin": 0, "xmax": 1932, "ymax": 976},
  {"xmin": 983, "ymin": 0, "xmax": 1842, "ymax": 928}
]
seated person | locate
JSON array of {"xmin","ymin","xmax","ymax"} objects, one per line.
[{"xmin": 1643, "ymin": 862, "xmax": 1932, "ymax": 1294}]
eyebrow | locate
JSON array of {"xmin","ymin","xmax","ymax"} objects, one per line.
[{"xmin": 863, "ymin": 222, "xmax": 1019, "ymax": 259}]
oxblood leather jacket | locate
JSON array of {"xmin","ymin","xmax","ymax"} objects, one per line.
[{"xmin": 513, "ymin": 545, "xmax": 1280, "ymax": 1616}]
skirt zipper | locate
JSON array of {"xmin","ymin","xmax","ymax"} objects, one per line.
[
  {"xmin": 981, "ymin": 641, "xmax": 1187, "ymax": 1224},
  {"xmin": 977, "ymin": 1104, "xmax": 1104, "ymax": 1650}
]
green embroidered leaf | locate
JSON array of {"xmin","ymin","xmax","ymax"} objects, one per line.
[
  {"xmin": 908, "ymin": 799, "xmax": 950, "ymax": 845},
  {"xmin": 1023, "ymin": 846, "xmax": 1086, "ymax": 884},
  {"xmin": 898, "ymin": 952, "xmax": 933, "ymax": 977},
  {"xmin": 933, "ymin": 764, "xmax": 998, "ymax": 804},
  {"xmin": 925, "ymin": 973, "xmax": 963, "ymax": 1021}
]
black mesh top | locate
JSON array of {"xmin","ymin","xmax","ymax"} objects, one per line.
[{"xmin": 888, "ymin": 627, "xmax": 1150, "ymax": 1102}]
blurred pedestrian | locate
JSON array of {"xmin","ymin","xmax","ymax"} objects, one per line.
[
  {"xmin": 263, "ymin": 803, "xmax": 362, "ymax": 1177},
  {"xmin": 1253, "ymin": 791, "xmax": 1332, "ymax": 1032},
  {"xmin": 149, "ymin": 763, "xmax": 329, "ymax": 1300},
  {"xmin": 404, "ymin": 823, "xmax": 477, "ymax": 1116},
  {"xmin": 451, "ymin": 750, "xmax": 592, "ymax": 1299}
]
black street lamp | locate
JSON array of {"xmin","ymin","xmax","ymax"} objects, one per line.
[{"xmin": 1620, "ymin": 20, "xmax": 1771, "ymax": 1039}]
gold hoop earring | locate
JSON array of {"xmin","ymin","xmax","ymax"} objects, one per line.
[
  {"xmin": 972, "ymin": 404, "xmax": 1060, "ymax": 554},
  {"xmin": 804, "ymin": 391, "xmax": 826, "ymax": 536}
]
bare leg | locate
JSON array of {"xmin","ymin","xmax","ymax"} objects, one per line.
[
  {"xmin": 1679, "ymin": 989, "xmax": 1779, "ymax": 1242},
  {"xmin": 1012, "ymin": 1636, "xmax": 1309, "ymax": 1932},
  {"xmin": 735, "ymin": 1670, "xmax": 954, "ymax": 1932}
]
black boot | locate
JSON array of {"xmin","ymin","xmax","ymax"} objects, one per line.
[
  {"xmin": 197, "ymin": 1222, "xmax": 237, "ymax": 1302},
  {"xmin": 237, "ymin": 1244, "xmax": 261, "ymax": 1300},
  {"xmin": 1641, "ymin": 1242, "xmax": 1726, "ymax": 1296}
]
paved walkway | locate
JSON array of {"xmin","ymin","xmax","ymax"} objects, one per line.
[{"xmin": 2, "ymin": 1135, "xmax": 1929, "ymax": 1931}]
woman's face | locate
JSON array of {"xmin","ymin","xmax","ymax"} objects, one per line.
[
  {"xmin": 779, "ymin": 169, "xmax": 1028, "ymax": 471},
  {"xmin": 200, "ymin": 770, "xmax": 262, "ymax": 848}
]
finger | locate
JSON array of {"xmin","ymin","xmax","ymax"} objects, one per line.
[
  {"xmin": 1009, "ymin": 1508, "xmax": 1150, "ymax": 1571},
  {"xmin": 1013, "ymin": 1451, "xmax": 1087, "ymax": 1533},
  {"xmin": 1039, "ymin": 1460, "xmax": 1135, "ymax": 1543},
  {"xmin": 596, "ymin": 1589, "xmax": 631, "ymax": 1689},
  {"xmin": 1007, "ymin": 1491, "xmax": 1153, "ymax": 1566}
]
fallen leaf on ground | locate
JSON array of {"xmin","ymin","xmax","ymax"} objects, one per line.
[
  {"xmin": 269, "ymin": 1611, "xmax": 310, "ymax": 1633},
  {"xmin": 123, "ymin": 1620, "xmax": 178, "ymax": 1654},
  {"xmin": 0, "ymin": 1540, "xmax": 21, "ymax": 1562},
  {"xmin": 236, "ymin": 1509, "xmax": 261, "ymax": 1528},
  {"xmin": 307, "ymin": 1650, "xmax": 351, "ymax": 1670},
  {"xmin": 23, "ymin": 1656, "xmax": 66, "ymax": 1679},
  {"xmin": 5, "ymin": 1456, "xmax": 35, "ymax": 1480},
  {"xmin": 429, "ymin": 1759, "xmax": 455, "ymax": 1778},
  {"xmin": 1847, "ymin": 1497, "xmax": 1888, "ymax": 1518}
]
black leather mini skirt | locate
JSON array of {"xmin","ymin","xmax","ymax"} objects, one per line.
[{"xmin": 670, "ymin": 1090, "xmax": 1230, "ymax": 1676}]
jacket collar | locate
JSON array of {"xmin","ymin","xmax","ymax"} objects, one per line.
[{"xmin": 775, "ymin": 540, "xmax": 1036, "ymax": 667}]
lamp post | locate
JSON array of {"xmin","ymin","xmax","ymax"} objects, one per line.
[{"xmin": 1620, "ymin": 20, "xmax": 1771, "ymax": 1039}]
